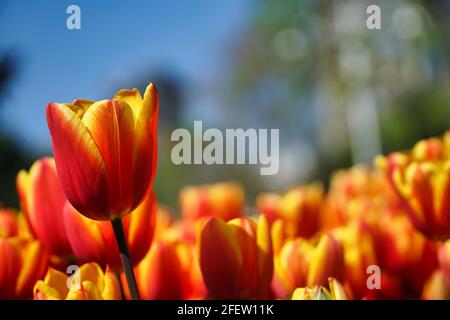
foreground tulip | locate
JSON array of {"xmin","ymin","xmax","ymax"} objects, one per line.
[
  {"xmin": 16, "ymin": 157, "xmax": 72, "ymax": 259},
  {"xmin": 376, "ymin": 132, "xmax": 450, "ymax": 240},
  {"xmin": 291, "ymin": 277, "xmax": 348, "ymax": 300},
  {"xmin": 276, "ymin": 233, "xmax": 344, "ymax": 296},
  {"xmin": 63, "ymin": 190, "xmax": 157, "ymax": 269},
  {"xmin": 46, "ymin": 83, "xmax": 159, "ymax": 299},
  {"xmin": 0, "ymin": 209, "xmax": 48, "ymax": 299},
  {"xmin": 180, "ymin": 182, "xmax": 244, "ymax": 221},
  {"xmin": 46, "ymin": 83, "xmax": 158, "ymax": 221},
  {"xmin": 199, "ymin": 216, "xmax": 272, "ymax": 299},
  {"xmin": 34, "ymin": 262, "xmax": 120, "ymax": 300}
]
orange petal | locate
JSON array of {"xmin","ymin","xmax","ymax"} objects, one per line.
[
  {"xmin": 0, "ymin": 238, "xmax": 22, "ymax": 299},
  {"xmin": 24, "ymin": 158, "xmax": 71, "ymax": 255},
  {"xmin": 16, "ymin": 240, "xmax": 48, "ymax": 298},
  {"xmin": 198, "ymin": 218, "xmax": 242, "ymax": 299},
  {"xmin": 82, "ymin": 99, "xmax": 136, "ymax": 217},
  {"xmin": 102, "ymin": 266, "xmax": 121, "ymax": 300},
  {"xmin": 132, "ymin": 83, "xmax": 159, "ymax": 209},
  {"xmin": 125, "ymin": 189, "xmax": 157, "ymax": 266},
  {"xmin": 46, "ymin": 103, "xmax": 109, "ymax": 220},
  {"xmin": 138, "ymin": 242, "xmax": 188, "ymax": 299},
  {"xmin": 63, "ymin": 203, "xmax": 106, "ymax": 266},
  {"xmin": 307, "ymin": 234, "xmax": 344, "ymax": 287}
]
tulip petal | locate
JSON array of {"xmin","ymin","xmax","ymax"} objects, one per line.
[
  {"xmin": 63, "ymin": 203, "xmax": 106, "ymax": 266},
  {"xmin": 126, "ymin": 189, "xmax": 156, "ymax": 265},
  {"xmin": 15, "ymin": 240, "xmax": 48, "ymax": 298},
  {"xmin": 46, "ymin": 103, "xmax": 109, "ymax": 220},
  {"xmin": 115, "ymin": 88, "xmax": 143, "ymax": 118},
  {"xmin": 132, "ymin": 83, "xmax": 159, "ymax": 208},
  {"xmin": 199, "ymin": 218, "xmax": 242, "ymax": 299},
  {"xmin": 82, "ymin": 99, "xmax": 136, "ymax": 217},
  {"xmin": 79, "ymin": 263, "xmax": 105, "ymax": 293},
  {"xmin": 27, "ymin": 158, "xmax": 71, "ymax": 255},
  {"xmin": 102, "ymin": 266, "xmax": 121, "ymax": 300}
]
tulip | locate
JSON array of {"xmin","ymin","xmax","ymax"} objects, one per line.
[
  {"xmin": 291, "ymin": 277, "xmax": 348, "ymax": 300},
  {"xmin": 0, "ymin": 209, "xmax": 48, "ymax": 299},
  {"xmin": 63, "ymin": 189, "xmax": 157, "ymax": 269},
  {"xmin": 132, "ymin": 240, "xmax": 205, "ymax": 299},
  {"xmin": 34, "ymin": 262, "xmax": 121, "ymax": 300},
  {"xmin": 179, "ymin": 182, "xmax": 244, "ymax": 221},
  {"xmin": 46, "ymin": 83, "xmax": 158, "ymax": 220},
  {"xmin": 376, "ymin": 132, "xmax": 450, "ymax": 240},
  {"xmin": 276, "ymin": 233, "xmax": 343, "ymax": 295},
  {"xmin": 198, "ymin": 216, "xmax": 272, "ymax": 299},
  {"xmin": 16, "ymin": 157, "xmax": 72, "ymax": 258},
  {"xmin": 46, "ymin": 83, "xmax": 159, "ymax": 299},
  {"xmin": 257, "ymin": 184, "xmax": 324, "ymax": 239}
]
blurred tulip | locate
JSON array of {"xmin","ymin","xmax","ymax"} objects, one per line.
[
  {"xmin": 276, "ymin": 233, "xmax": 343, "ymax": 296},
  {"xmin": 324, "ymin": 165, "xmax": 399, "ymax": 228},
  {"xmin": 63, "ymin": 190, "xmax": 157, "ymax": 270},
  {"xmin": 46, "ymin": 83, "xmax": 158, "ymax": 221},
  {"xmin": 376, "ymin": 132, "xmax": 450, "ymax": 240},
  {"xmin": 34, "ymin": 262, "xmax": 120, "ymax": 300},
  {"xmin": 257, "ymin": 184, "xmax": 324, "ymax": 239},
  {"xmin": 180, "ymin": 182, "xmax": 245, "ymax": 221},
  {"xmin": 0, "ymin": 209, "xmax": 48, "ymax": 299},
  {"xmin": 199, "ymin": 216, "xmax": 272, "ymax": 299},
  {"xmin": 16, "ymin": 157, "xmax": 72, "ymax": 258},
  {"xmin": 375, "ymin": 214, "xmax": 437, "ymax": 297},
  {"xmin": 133, "ymin": 240, "xmax": 206, "ymax": 300},
  {"xmin": 256, "ymin": 193, "xmax": 282, "ymax": 224},
  {"xmin": 421, "ymin": 269, "xmax": 450, "ymax": 300},
  {"xmin": 291, "ymin": 277, "xmax": 348, "ymax": 300}
]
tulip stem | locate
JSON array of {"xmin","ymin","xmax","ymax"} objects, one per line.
[{"xmin": 111, "ymin": 218, "xmax": 140, "ymax": 300}]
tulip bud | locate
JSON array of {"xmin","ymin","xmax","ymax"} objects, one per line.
[{"xmin": 46, "ymin": 83, "xmax": 158, "ymax": 221}]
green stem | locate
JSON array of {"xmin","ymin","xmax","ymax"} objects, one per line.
[{"xmin": 111, "ymin": 218, "xmax": 140, "ymax": 300}]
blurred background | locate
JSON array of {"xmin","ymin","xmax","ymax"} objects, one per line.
[{"xmin": 0, "ymin": 0, "xmax": 450, "ymax": 210}]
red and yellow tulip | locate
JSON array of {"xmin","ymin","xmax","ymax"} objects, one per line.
[
  {"xmin": 376, "ymin": 132, "xmax": 450, "ymax": 240},
  {"xmin": 198, "ymin": 216, "xmax": 272, "ymax": 299},
  {"xmin": 34, "ymin": 262, "xmax": 120, "ymax": 300},
  {"xmin": 275, "ymin": 233, "xmax": 344, "ymax": 297},
  {"xmin": 46, "ymin": 83, "xmax": 159, "ymax": 221},
  {"xmin": 180, "ymin": 182, "xmax": 245, "ymax": 221},
  {"xmin": 257, "ymin": 183, "xmax": 324, "ymax": 239},
  {"xmin": 0, "ymin": 209, "xmax": 48, "ymax": 299}
]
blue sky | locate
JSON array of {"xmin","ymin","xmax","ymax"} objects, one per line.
[{"xmin": 0, "ymin": 0, "xmax": 250, "ymax": 154}]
